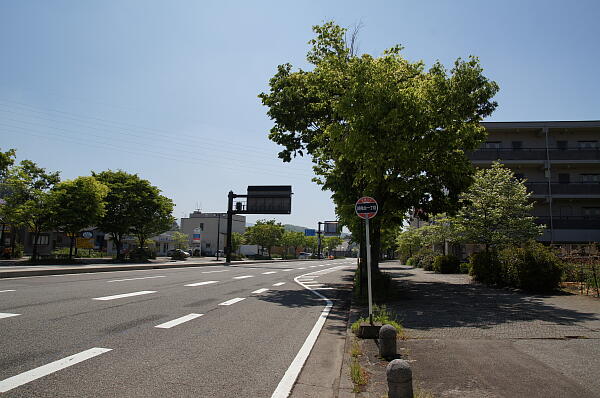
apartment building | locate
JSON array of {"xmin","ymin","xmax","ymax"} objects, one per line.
[
  {"xmin": 469, "ymin": 120, "xmax": 600, "ymax": 245},
  {"xmin": 180, "ymin": 211, "xmax": 246, "ymax": 256}
]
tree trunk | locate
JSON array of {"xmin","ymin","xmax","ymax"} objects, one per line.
[
  {"xmin": 69, "ymin": 236, "xmax": 75, "ymax": 259},
  {"xmin": 32, "ymin": 230, "xmax": 40, "ymax": 262},
  {"xmin": 0, "ymin": 223, "xmax": 5, "ymax": 248},
  {"xmin": 10, "ymin": 227, "xmax": 16, "ymax": 258},
  {"xmin": 370, "ymin": 218, "xmax": 381, "ymax": 274}
]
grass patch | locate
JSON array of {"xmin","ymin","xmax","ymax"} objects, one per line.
[
  {"xmin": 414, "ymin": 387, "xmax": 436, "ymax": 398},
  {"xmin": 351, "ymin": 304, "xmax": 404, "ymax": 337},
  {"xmin": 350, "ymin": 339, "xmax": 361, "ymax": 358},
  {"xmin": 350, "ymin": 358, "xmax": 368, "ymax": 392}
]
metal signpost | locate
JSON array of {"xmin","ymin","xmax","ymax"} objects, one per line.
[{"xmin": 355, "ymin": 196, "xmax": 378, "ymax": 325}]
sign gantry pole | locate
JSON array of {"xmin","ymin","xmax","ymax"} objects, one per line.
[{"xmin": 355, "ymin": 196, "xmax": 378, "ymax": 326}]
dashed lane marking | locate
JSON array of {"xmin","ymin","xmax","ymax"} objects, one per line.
[
  {"xmin": 219, "ymin": 297, "xmax": 246, "ymax": 306},
  {"xmin": 185, "ymin": 280, "xmax": 219, "ymax": 287},
  {"xmin": 272, "ymin": 282, "xmax": 286, "ymax": 287},
  {"xmin": 233, "ymin": 275, "xmax": 253, "ymax": 280},
  {"xmin": 0, "ymin": 290, "xmax": 16, "ymax": 293},
  {"xmin": 262, "ymin": 271, "xmax": 277, "ymax": 275},
  {"xmin": 155, "ymin": 313, "xmax": 203, "ymax": 329},
  {"xmin": 0, "ymin": 347, "xmax": 112, "ymax": 393},
  {"xmin": 92, "ymin": 291, "xmax": 157, "ymax": 301},
  {"xmin": 202, "ymin": 270, "xmax": 230, "ymax": 274},
  {"xmin": 282, "ymin": 269, "xmax": 293, "ymax": 272},
  {"xmin": 0, "ymin": 313, "xmax": 20, "ymax": 320},
  {"xmin": 107, "ymin": 276, "xmax": 165, "ymax": 283},
  {"xmin": 252, "ymin": 288, "xmax": 269, "ymax": 294}
]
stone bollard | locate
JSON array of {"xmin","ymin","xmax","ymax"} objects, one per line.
[
  {"xmin": 379, "ymin": 324, "xmax": 397, "ymax": 359},
  {"xmin": 386, "ymin": 359, "xmax": 413, "ymax": 398}
]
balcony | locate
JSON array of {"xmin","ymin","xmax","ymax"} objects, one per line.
[
  {"xmin": 467, "ymin": 148, "xmax": 600, "ymax": 163},
  {"xmin": 535, "ymin": 216, "xmax": 600, "ymax": 230},
  {"xmin": 525, "ymin": 182, "xmax": 600, "ymax": 198}
]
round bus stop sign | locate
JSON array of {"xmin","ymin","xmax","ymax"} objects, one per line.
[{"xmin": 355, "ymin": 196, "xmax": 378, "ymax": 219}]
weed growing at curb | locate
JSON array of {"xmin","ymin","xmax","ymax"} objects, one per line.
[
  {"xmin": 351, "ymin": 304, "xmax": 404, "ymax": 337},
  {"xmin": 350, "ymin": 358, "xmax": 368, "ymax": 392},
  {"xmin": 351, "ymin": 339, "xmax": 361, "ymax": 358}
]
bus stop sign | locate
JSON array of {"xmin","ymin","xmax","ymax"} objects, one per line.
[{"xmin": 355, "ymin": 196, "xmax": 378, "ymax": 219}]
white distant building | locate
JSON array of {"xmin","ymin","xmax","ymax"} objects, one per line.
[{"xmin": 180, "ymin": 211, "xmax": 246, "ymax": 256}]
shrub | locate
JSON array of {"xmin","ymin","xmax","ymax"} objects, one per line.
[
  {"xmin": 129, "ymin": 247, "xmax": 156, "ymax": 262},
  {"xmin": 406, "ymin": 257, "xmax": 416, "ymax": 266},
  {"xmin": 411, "ymin": 248, "xmax": 436, "ymax": 270},
  {"xmin": 459, "ymin": 262, "xmax": 470, "ymax": 274},
  {"xmin": 170, "ymin": 250, "xmax": 188, "ymax": 261},
  {"xmin": 433, "ymin": 255, "xmax": 460, "ymax": 274},
  {"xmin": 469, "ymin": 250, "xmax": 502, "ymax": 285},
  {"xmin": 500, "ymin": 243, "xmax": 563, "ymax": 292}
]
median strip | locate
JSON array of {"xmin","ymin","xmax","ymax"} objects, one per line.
[
  {"xmin": 0, "ymin": 347, "xmax": 112, "ymax": 393},
  {"xmin": 92, "ymin": 291, "xmax": 157, "ymax": 301},
  {"xmin": 155, "ymin": 313, "xmax": 203, "ymax": 329}
]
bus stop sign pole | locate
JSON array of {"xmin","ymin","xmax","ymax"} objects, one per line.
[{"xmin": 355, "ymin": 196, "xmax": 378, "ymax": 325}]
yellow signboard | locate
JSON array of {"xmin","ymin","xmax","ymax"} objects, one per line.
[{"xmin": 76, "ymin": 238, "xmax": 94, "ymax": 249}]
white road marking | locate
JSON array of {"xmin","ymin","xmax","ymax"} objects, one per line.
[
  {"xmin": 298, "ymin": 267, "xmax": 306, "ymax": 270},
  {"xmin": 282, "ymin": 269, "xmax": 293, "ymax": 272},
  {"xmin": 0, "ymin": 313, "xmax": 20, "ymax": 319},
  {"xmin": 313, "ymin": 287, "xmax": 334, "ymax": 290},
  {"xmin": 0, "ymin": 347, "xmax": 112, "ymax": 393},
  {"xmin": 184, "ymin": 280, "xmax": 219, "ymax": 287},
  {"xmin": 272, "ymin": 282, "xmax": 286, "ymax": 287},
  {"xmin": 318, "ymin": 265, "xmax": 325, "ymax": 267},
  {"xmin": 309, "ymin": 265, "xmax": 318, "ymax": 268},
  {"xmin": 202, "ymin": 270, "xmax": 230, "ymax": 274},
  {"xmin": 107, "ymin": 276, "xmax": 165, "ymax": 283},
  {"xmin": 304, "ymin": 284, "xmax": 325, "ymax": 288},
  {"xmin": 92, "ymin": 290, "xmax": 156, "ymax": 301},
  {"xmin": 233, "ymin": 275, "xmax": 253, "ymax": 279},
  {"xmin": 262, "ymin": 271, "xmax": 277, "ymax": 275},
  {"xmin": 0, "ymin": 289, "xmax": 16, "ymax": 293},
  {"xmin": 252, "ymin": 288, "xmax": 269, "ymax": 294},
  {"xmin": 219, "ymin": 297, "xmax": 246, "ymax": 306},
  {"xmin": 155, "ymin": 313, "xmax": 203, "ymax": 329}
]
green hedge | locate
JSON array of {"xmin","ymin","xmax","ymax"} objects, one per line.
[
  {"xmin": 469, "ymin": 243, "xmax": 563, "ymax": 292},
  {"xmin": 433, "ymin": 255, "xmax": 460, "ymax": 274}
]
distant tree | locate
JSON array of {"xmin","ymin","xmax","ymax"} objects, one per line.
[
  {"xmin": 304, "ymin": 235, "xmax": 318, "ymax": 253},
  {"xmin": 232, "ymin": 232, "xmax": 244, "ymax": 254},
  {"xmin": 0, "ymin": 148, "xmax": 16, "ymax": 249},
  {"xmin": 129, "ymin": 183, "xmax": 175, "ymax": 250},
  {"xmin": 5, "ymin": 160, "xmax": 60, "ymax": 260},
  {"xmin": 323, "ymin": 236, "xmax": 343, "ymax": 255},
  {"xmin": 244, "ymin": 219, "xmax": 284, "ymax": 258},
  {"xmin": 50, "ymin": 176, "xmax": 109, "ymax": 259},
  {"xmin": 454, "ymin": 162, "xmax": 544, "ymax": 250},
  {"xmin": 280, "ymin": 230, "xmax": 305, "ymax": 258},
  {"xmin": 171, "ymin": 231, "xmax": 190, "ymax": 250},
  {"xmin": 395, "ymin": 228, "xmax": 424, "ymax": 261}
]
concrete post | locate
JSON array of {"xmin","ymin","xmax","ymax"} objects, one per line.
[
  {"xmin": 386, "ymin": 359, "xmax": 413, "ymax": 398},
  {"xmin": 379, "ymin": 324, "xmax": 397, "ymax": 359}
]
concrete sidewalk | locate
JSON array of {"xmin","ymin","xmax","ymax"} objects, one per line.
[{"xmin": 381, "ymin": 263, "xmax": 600, "ymax": 398}]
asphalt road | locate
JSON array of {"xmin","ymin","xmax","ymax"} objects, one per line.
[{"xmin": 0, "ymin": 259, "xmax": 356, "ymax": 397}]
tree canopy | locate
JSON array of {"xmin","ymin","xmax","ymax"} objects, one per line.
[
  {"xmin": 259, "ymin": 22, "xmax": 499, "ymax": 271},
  {"xmin": 244, "ymin": 219, "xmax": 284, "ymax": 258}
]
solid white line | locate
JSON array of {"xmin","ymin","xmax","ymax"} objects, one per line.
[
  {"xmin": 272, "ymin": 282, "xmax": 286, "ymax": 287},
  {"xmin": 0, "ymin": 289, "xmax": 16, "ymax": 293},
  {"xmin": 0, "ymin": 313, "xmax": 20, "ymax": 319},
  {"xmin": 107, "ymin": 276, "xmax": 165, "ymax": 283},
  {"xmin": 155, "ymin": 313, "xmax": 203, "ymax": 329},
  {"xmin": 202, "ymin": 270, "xmax": 230, "ymax": 274},
  {"xmin": 252, "ymin": 288, "xmax": 269, "ymax": 294},
  {"xmin": 233, "ymin": 275, "xmax": 253, "ymax": 279},
  {"xmin": 219, "ymin": 297, "xmax": 246, "ymax": 306},
  {"xmin": 262, "ymin": 271, "xmax": 277, "ymax": 275},
  {"xmin": 313, "ymin": 287, "xmax": 334, "ymax": 290},
  {"xmin": 270, "ymin": 267, "xmax": 337, "ymax": 398},
  {"xmin": 92, "ymin": 290, "xmax": 156, "ymax": 301},
  {"xmin": 184, "ymin": 280, "xmax": 219, "ymax": 287},
  {"xmin": 0, "ymin": 347, "xmax": 112, "ymax": 393}
]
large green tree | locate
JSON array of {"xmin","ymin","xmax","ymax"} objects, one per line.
[
  {"xmin": 280, "ymin": 230, "xmax": 306, "ymax": 258},
  {"xmin": 6, "ymin": 161, "xmax": 60, "ymax": 260},
  {"xmin": 0, "ymin": 148, "xmax": 16, "ymax": 249},
  {"xmin": 453, "ymin": 162, "xmax": 544, "ymax": 250},
  {"xmin": 244, "ymin": 219, "xmax": 284, "ymax": 258},
  {"xmin": 260, "ymin": 22, "xmax": 498, "ymax": 274},
  {"xmin": 323, "ymin": 236, "xmax": 343, "ymax": 255},
  {"xmin": 50, "ymin": 176, "xmax": 109, "ymax": 259}
]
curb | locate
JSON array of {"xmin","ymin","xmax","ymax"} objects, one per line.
[{"xmin": 0, "ymin": 258, "xmax": 321, "ymax": 279}]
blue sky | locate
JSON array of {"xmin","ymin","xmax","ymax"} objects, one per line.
[{"xmin": 1, "ymin": 0, "xmax": 599, "ymax": 228}]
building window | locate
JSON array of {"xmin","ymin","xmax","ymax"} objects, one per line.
[
  {"xmin": 31, "ymin": 234, "xmax": 49, "ymax": 245},
  {"xmin": 578, "ymin": 141, "xmax": 598, "ymax": 149},
  {"xmin": 199, "ymin": 223, "xmax": 204, "ymax": 231},
  {"xmin": 558, "ymin": 173, "xmax": 570, "ymax": 184},
  {"xmin": 483, "ymin": 141, "xmax": 501, "ymax": 150},
  {"xmin": 511, "ymin": 141, "xmax": 523, "ymax": 150},
  {"xmin": 582, "ymin": 207, "xmax": 600, "ymax": 217},
  {"xmin": 581, "ymin": 174, "xmax": 600, "ymax": 183},
  {"xmin": 557, "ymin": 141, "xmax": 568, "ymax": 150}
]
